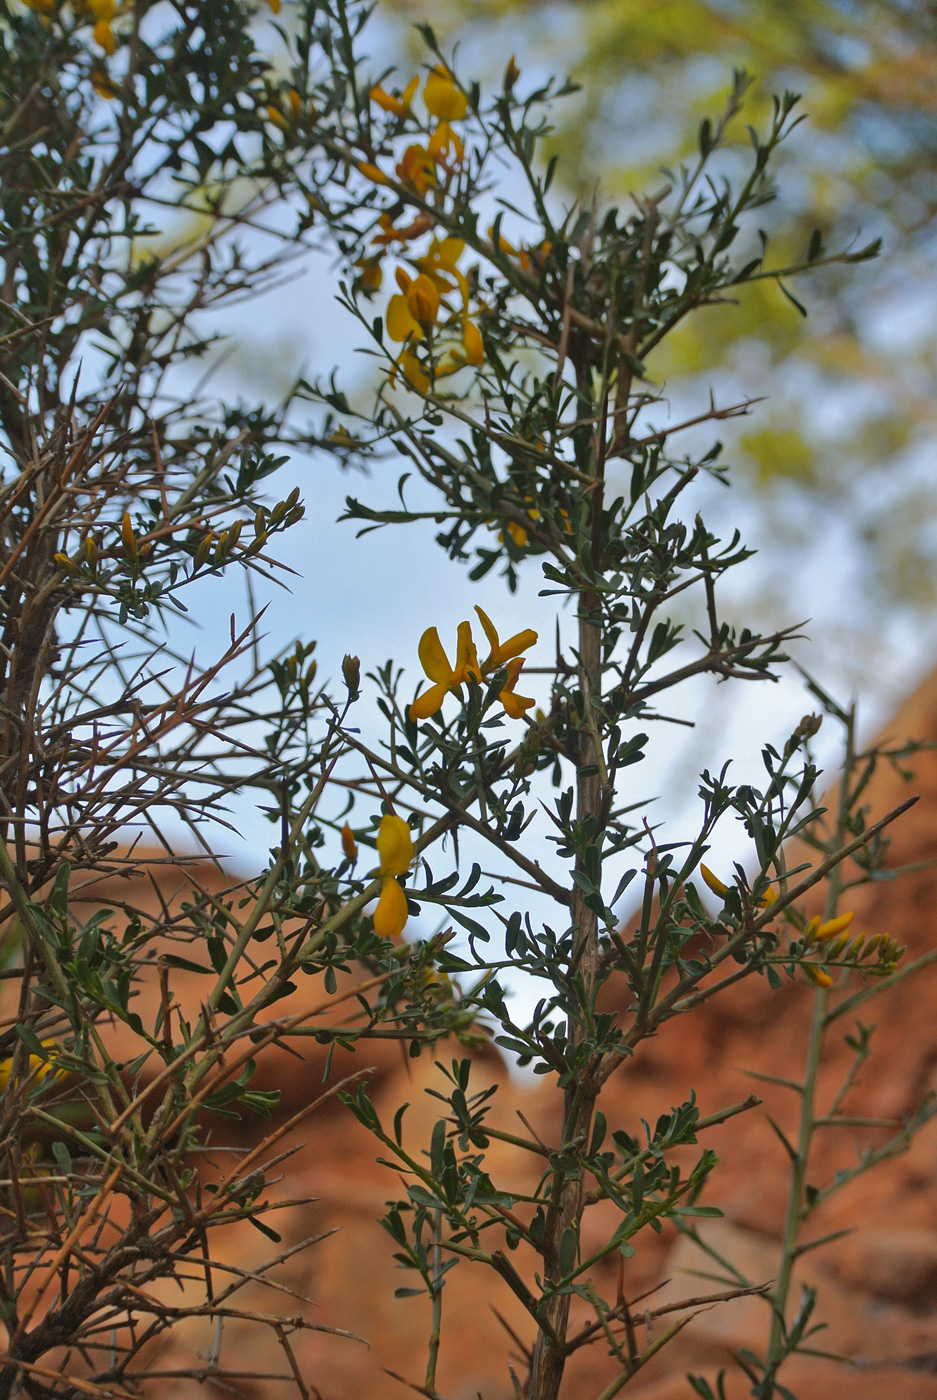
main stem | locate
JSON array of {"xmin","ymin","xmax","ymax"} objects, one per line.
[
  {"xmin": 528, "ymin": 594, "xmax": 603, "ymax": 1400},
  {"xmin": 761, "ymin": 708, "xmax": 855, "ymax": 1396}
]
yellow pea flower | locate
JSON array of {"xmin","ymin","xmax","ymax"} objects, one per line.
[
  {"xmin": 803, "ymin": 964, "xmax": 833, "ymax": 989},
  {"xmin": 373, "ymin": 813, "xmax": 414, "ymax": 940},
  {"xmin": 409, "ymin": 621, "xmax": 481, "ymax": 720},
  {"xmin": 423, "ymin": 65, "xmax": 467, "ymax": 122},
  {"xmin": 390, "ymin": 348, "xmax": 430, "ymax": 393},
  {"xmin": 370, "ymin": 75, "xmax": 419, "ymax": 118},
  {"xmin": 395, "ymin": 144, "xmax": 437, "ymax": 195},
  {"xmin": 266, "ymin": 0, "xmax": 281, "ymax": 12}
]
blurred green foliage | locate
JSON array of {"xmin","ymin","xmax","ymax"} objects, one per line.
[{"xmin": 384, "ymin": 0, "xmax": 937, "ymax": 619}]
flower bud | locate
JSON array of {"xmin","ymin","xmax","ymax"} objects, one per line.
[
  {"xmin": 341, "ymin": 822, "xmax": 358, "ymax": 863},
  {"xmin": 342, "ymin": 653, "xmax": 360, "ymax": 700}
]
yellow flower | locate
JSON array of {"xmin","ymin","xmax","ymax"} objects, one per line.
[
  {"xmin": 395, "ymin": 144, "xmax": 436, "ymax": 195},
  {"xmin": 89, "ymin": 0, "xmax": 115, "ymax": 16},
  {"xmin": 423, "ymin": 66, "xmax": 467, "ymax": 122},
  {"xmin": 410, "ymin": 621, "xmax": 481, "ymax": 719},
  {"xmin": 266, "ymin": 0, "xmax": 281, "ymax": 11},
  {"xmin": 370, "ymin": 75, "xmax": 419, "ymax": 118},
  {"xmin": 415, "ymin": 236, "xmax": 466, "ymax": 297},
  {"xmin": 0, "ymin": 1042, "xmax": 61, "ymax": 1095},
  {"xmin": 373, "ymin": 813, "xmax": 414, "ymax": 940},
  {"xmin": 803, "ymin": 964, "xmax": 833, "ymax": 989},
  {"xmin": 341, "ymin": 822, "xmax": 358, "ymax": 863}
]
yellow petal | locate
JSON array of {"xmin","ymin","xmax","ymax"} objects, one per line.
[
  {"xmin": 418, "ymin": 626, "xmax": 454, "ymax": 684},
  {"xmin": 474, "ymin": 605, "xmax": 500, "ymax": 656},
  {"xmin": 386, "ymin": 293, "xmax": 422, "ymax": 342},
  {"xmin": 406, "ymin": 273, "xmax": 440, "ymax": 329},
  {"xmin": 455, "ymin": 620, "xmax": 481, "ymax": 683},
  {"xmin": 803, "ymin": 964, "xmax": 833, "ymax": 988},
  {"xmin": 94, "ymin": 18, "xmax": 115, "ymax": 54},
  {"xmin": 377, "ymin": 813, "xmax": 414, "ymax": 877},
  {"xmin": 370, "ymin": 86, "xmax": 407, "ymax": 117},
  {"xmin": 357, "ymin": 160, "xmax": 389, "ymax": 186},
  {"xmin": 398, "ymin": 349, "xmax": 430, "ymax": 393},
  {"xmin": 462, "ymin": 319, "xmax": 484, "ymax": 365},
  {"xmin": 500, "ymin": 659, "xmax": 534, "ymax": 717},
  {"xmin": 341, "ymin": 822, "xmax": 358, "ymax": 863},
  {"xmin": 409, "ymin": 680, "xmax": 449, "ymax": 720},
  {"xmin": 700, "ymin": 864, "xmax": 728, "ymax": 898},
  {"xmin": 373, "ymin": 876, "xmax": 409, "ymax": 939},
  {"xmin": 816, "ymin": 911, "xmax": 854, "ymax": 941},
  {"xmin": 424, "ymin": 67, "xmax": 468, "ymax": 122}
]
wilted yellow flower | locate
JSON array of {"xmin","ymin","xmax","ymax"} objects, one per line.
[
  {"xmin": 423, "ymin": 66, "xmax": 467, "ymax": 122},
  {"xmin": 353, "ymin": 254, "xmax": 383, "ymax": 294},
  {"xmin": 90, "ymin": 66, "xmax": 118, "ymax": 99}
]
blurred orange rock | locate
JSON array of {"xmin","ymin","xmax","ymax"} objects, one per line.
[{"xmin": 44, "ymin": 666, "xmax": 937, "ymax": 1397}]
